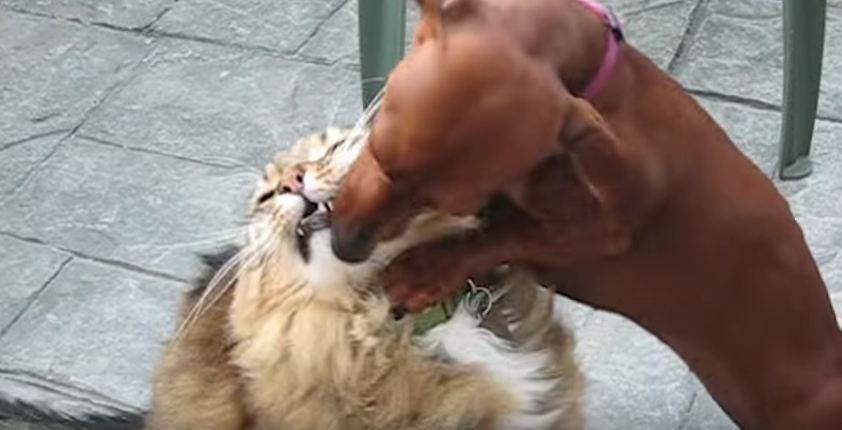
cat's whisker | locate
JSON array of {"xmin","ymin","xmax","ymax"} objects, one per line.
[
  {"xmin": 340, "ymin": 87, "xmax": 383, "ymax": 153},
  {"xmin": 177, "ymin": 122, "xmax": 369, "ymax": 339},
  {"xmin": 316, "ymin": 90, "xmax": 381, "ymax": 172},
  {"xmin": 175, "ymin": 248, "xmax": 251, "ymax": 339},
  {"xmin": 178, "ymin": 228, "xmax": 281, "ymax": 337},
  {"xmin": 360, "ymin": 77, "xmax": 387, "ymax": 85},
  {"xmin": 242, "ymin": 230, "xmax": 278, "ymax": 267},
  {"xmin": 199, "ymin": 157, "xmax": 262, "ymax": 171},
  {"xmin": 217, "ymin": 171, "xmax": 264, "ymax": 180},
  {"xmin": 145, "ymin": 229, "xmax": 248, "ymax": 251},
  {"xmin": 198, "ymin": 235, "xmax": 280, "ymax": 318},
  {"xmin": 143, "ymin": 227, "xmax": 249, "ymax": 266}
]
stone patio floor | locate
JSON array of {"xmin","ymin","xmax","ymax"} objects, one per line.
[{"xmin": 1, "ymin": 0, "xmax": 841, "ymax": 429}]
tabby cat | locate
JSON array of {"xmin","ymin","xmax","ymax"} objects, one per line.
[{"xmin": 146, "ymin": 128, "xmax": 584, "ymax": 430}]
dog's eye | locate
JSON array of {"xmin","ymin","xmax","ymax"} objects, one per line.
[{"xmin": 257, "ymin": 191, "xmax": 275, "ymax": 204}]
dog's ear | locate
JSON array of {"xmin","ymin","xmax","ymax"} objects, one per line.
[
  {"xmin": 416, "ymin": 0, "xmax": 445, "ymax": 39},
  {"xmin": 559, "ymin": 98, "xmax": 647, "ymax": 218}
]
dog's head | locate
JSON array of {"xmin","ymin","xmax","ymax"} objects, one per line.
[{"xmin": 330, "ymin": 0, "xmax": 621, "ymax": 262}]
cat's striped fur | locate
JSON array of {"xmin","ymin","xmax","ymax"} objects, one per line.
[{"xmin": 146, "ymin": 128, "xmax": 584, "ymax": 430}]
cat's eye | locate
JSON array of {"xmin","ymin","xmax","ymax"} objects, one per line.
[
  {"xmin": 257, "ymin": 191, "xmax": 275, "ymax": 204},
  {"xmin": 295, "ymin": 173, "xmax": 304, "ymax": 183}
]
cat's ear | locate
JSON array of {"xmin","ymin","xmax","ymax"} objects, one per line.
[{"xmin": 416, "ymin": 0, "xmax": 444, "ymax": 39}]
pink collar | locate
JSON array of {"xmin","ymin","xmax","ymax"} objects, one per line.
[{"xmin": 574, "ymin": 0, "xmax": 624, "ymax": 99}]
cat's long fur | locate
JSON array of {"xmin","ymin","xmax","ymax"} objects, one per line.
[{"xmin": 147, "ymin": 129, "xmax": 584, "ymax": 430}]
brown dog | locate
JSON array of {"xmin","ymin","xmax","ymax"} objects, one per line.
[{"xmin": 329, "ymin": 0, "xmax": 842, "ymax": 429}]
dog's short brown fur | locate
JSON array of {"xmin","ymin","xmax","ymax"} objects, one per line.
[{"xmin": 329, "ymin": 0, "xmax": 842, "ymax": 428}]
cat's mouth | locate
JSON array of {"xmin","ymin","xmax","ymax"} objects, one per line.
[{"xmin": 295, "ymin": 198, "xmax": 332, "ymax": 260}]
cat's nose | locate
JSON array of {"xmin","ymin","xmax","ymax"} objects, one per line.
[{"xmin": 279, "ymin": 172, "xmax": 304, "ymax": 194}]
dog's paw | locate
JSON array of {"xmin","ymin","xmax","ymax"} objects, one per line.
[{"xmin": 381, "ymin": 246, "xmax": 469, "ymax": 313}]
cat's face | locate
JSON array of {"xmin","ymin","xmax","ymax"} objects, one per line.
[
  {"xmin": 244, "ymin": 128, "xmax": 477, "ymax": 292},
  {"xmin": 248, "ymin": 128, "xmax": 349, "ymax": 265}
]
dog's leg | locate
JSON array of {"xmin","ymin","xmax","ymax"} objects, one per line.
[{"xmin": 383, "ymin": 197, "xmax": 626, "ymax": 312}]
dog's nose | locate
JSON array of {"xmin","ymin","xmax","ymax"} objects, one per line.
[{"xmin": 330, "ymin": 225, "xmax": 374, "ymax": 263}]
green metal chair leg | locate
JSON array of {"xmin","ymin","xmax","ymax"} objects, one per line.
[
  {"xmin": 358, "ymin": 0, "xmax": 407, "ymax": 109},
  {"xmin": 779, "ymin": 0, "xmax": 826, "ymax": 180}
]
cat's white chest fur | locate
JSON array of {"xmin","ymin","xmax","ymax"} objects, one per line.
[
  {"xmin": 303, "ymin": 230, "xmax": 353, "ymax": 288},
  {"xmin": 419, "ymin": 310, "xmax": 567, "ymax": 430}
]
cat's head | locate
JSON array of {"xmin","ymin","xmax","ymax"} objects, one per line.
[{"xmin": 243, "ymin": 128, "xmax": 478, "ymax": 295}]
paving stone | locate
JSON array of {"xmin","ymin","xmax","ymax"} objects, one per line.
[
  {"xmin": 832, "ymin": 290, "xmax": 842, "ymax": 327},
  {"xmin": 780, "ymin": 120, "xmax": 842, "ymax": 297},
  {"xmin": 675, "ymin": 0, "xmax": 842, "ymax": 119},
  {"xmin": 777, "ymin": 120, "xmax": 842, "ymax": 227},
  {"xmin": 297, "ymin": 0, "xmax": 421, "ymax": 66},
  {"xmin": 153, "ymin": 0, "xmax": 346, "ymax": 54},
  {"xmin": 695, "ymin": 97, "xmax": 780, "ymax": 175},
  {"xmin": 0, "ymin": 0, "xmax": 175, "ymax": 29},
  {"xmin": 0, "ymin": 259, "xmax": 186, "ymax": 412},
  {"xmin": 554, "ymin": 296, "xmax": 596, "ymax": 333},
  {"xmin": 605, "ymin": 0, "xmax": 698, "ymax": 70},
  {"xmin": 573, "ymin": 312, "xmax": 696, "ymax": 430},
  {"xmin": 0, "ymin": 133, "xmax": 66, "ymax": 199},
  {"xmin": 681, "ymin": 382, "xmax": 739, "ymax": 430},
  {"xmin": 297, "ymin": 0, "xmax": 695, "ymax": 72},
  {"xmin": 0, "ymin": 236, "xmax": 69, "ymax": 332},
  {"xmin": 0, "ymin": 12, "xmax": 152, "ymax": 146},
  {"xmin": 0, "ymin": 137, "xmax": 256, "ymax": 281},
  {"xmin": 80, "ymin": 39, "xmax": 361, "ymax": 167},
  {"xmin": 296, "ymin": 0, "xmax": 359, "ymax": 65}
]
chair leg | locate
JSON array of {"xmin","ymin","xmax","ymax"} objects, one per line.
[
  {"xmin": 358, "ymin": 0, "xmax": 407, "ymax": 109},
  {"xmin": 779, "ymin": 0, "xmax": 826, "ymax": 180}
]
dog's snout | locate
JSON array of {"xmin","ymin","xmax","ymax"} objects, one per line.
[{"xmin": 330, "ymin": 225, "xmax": 374, "ymax": 263}]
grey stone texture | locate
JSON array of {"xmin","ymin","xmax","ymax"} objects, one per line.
[
  {"xmin": 0, "ymin": 236, "xmax": 69, "ymax": 333},
  {"xmin": 1, "ymin": 0, "xmax": 842, "ymax": 429},
  {"xmin": 0, "ymin": 133, "xmax": 65, "ymax": 199},
  {"xmin": 574, "ymin": 311, "xmax": 696, "ymax": 430},
  {"xmin": 153, "ymin": 0, "xmax": 348, "ymax": 54},
  {"xmin": 0, "ymin": 137, "xmax": 256, "ymax": 281},
  {"xmin": 608, "ymin": 0, "xmax": 698, "ymax": 70},
  {"xmin": 675, "ymin": 0, "xmax": 842, "ymax": 119},
  {"xmin": 0, "ymin": 258, "xmax": 185, "ymax": 415},
  {"xmin": 0, "ymin": 12, "xmax": 152, "ymax": 146},
  {"xmin": 0, "ymin": 0, "xmax": 175, "ymax": 29},
  {"xmin": 78, "ymin": 40, "xmax": 361, "ymax": 167}
]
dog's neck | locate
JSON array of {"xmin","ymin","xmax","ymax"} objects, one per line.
[
  {"xmin": 549, "ymin": 0, "xmax": 615, "ymax": 98},
  {"xmin": 569, "ymin": 0, "xmax": 623, "ymax": 99}
]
